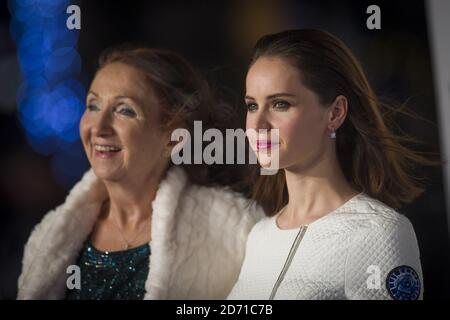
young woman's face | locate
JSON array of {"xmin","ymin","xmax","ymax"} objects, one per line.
[
  {"xmin": 80, "ymin": 62, "xmax": 168, "ymax": 182},
  {"xmin": 245, "ymin": 56, "xmax": 332, "ymax": 171}
]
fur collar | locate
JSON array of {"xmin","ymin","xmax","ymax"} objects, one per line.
[{"xmin": 18, "ymin": 166, "xmax": 189, "ymax": 299}]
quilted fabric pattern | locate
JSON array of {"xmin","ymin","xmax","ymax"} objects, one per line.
[{"xmin": 227, "ymin": 193, "xmax": 423, "ymax": 300}]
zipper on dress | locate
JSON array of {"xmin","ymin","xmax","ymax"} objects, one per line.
[{"xmin": 269, "ymin": 225, "xmax": 308, "ymax": 300}]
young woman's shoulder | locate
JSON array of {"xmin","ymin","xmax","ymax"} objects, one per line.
[
  {"xmin": 334, "ymin": 192, "xmax": 416, "ymax": 237},
  {"xmin": 343, "ymin": 192, "xmax": 420, "ymax": 262},
  {"xmin": 341, "ymin": 193, "xmax": 423, "ymax": 300}
]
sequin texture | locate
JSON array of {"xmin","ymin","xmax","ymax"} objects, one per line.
[{"xmin": 66, "ymin": 240, "xmax": 151, "ymax": 300}]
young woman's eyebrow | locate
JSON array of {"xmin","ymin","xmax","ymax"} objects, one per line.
[
  {"xmin": 245, "ymin": 93, "xmax": 296, "ymax": 101},
  {"xmin": 267, "ymin": 93, "xmax": 296, "ymax": 99}
]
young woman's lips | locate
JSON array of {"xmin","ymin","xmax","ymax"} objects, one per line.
[
  {"xmin": 256, "ymin": 140, "xmax": 278, "ymax": 151},
  {"xmin": 93, "ymin": 144, "xmax": 122, "ymax": 159}
]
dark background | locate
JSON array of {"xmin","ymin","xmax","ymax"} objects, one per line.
[{"xmin": 1, "ymin": 0, "xmax": 449, "ymax": 299}]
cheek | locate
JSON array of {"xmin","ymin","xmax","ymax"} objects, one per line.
[
  {"xmin": 124, "ymin": 125, "xmax": 164, "ymax": 155},
  {"xmin": 245, "ymin": 115, "xmax": 261, "ymax": 149},
  {"xmin": 79, "ymin": 113, "xmax": 90, "ymax": 144},
  {"xmin": 279, "ymin": 111, "xmax": 324, "ymax": 146},
  {"xmin": 245, "ymin": 113, "xmax": 256, "ymax": 130},
  {"xmin": 120, "ymin": 127, "xmax": 141, "ymax": 148}
]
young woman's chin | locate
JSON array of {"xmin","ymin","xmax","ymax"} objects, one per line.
[{"xmin": 256, "ymin": 152, "xmax": 282, "ymax": 170}]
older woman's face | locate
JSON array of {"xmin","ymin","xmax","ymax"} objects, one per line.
[
  {"xmin": 80, "ymin": 62, "xmax": 168, "ymax": 182},
  {"xmin": 245, "ymin": 57, "xmax": 331, "ymax": 171}
]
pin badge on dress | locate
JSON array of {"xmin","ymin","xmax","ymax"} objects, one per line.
[{"xmin": 386, "ymin": 265, "xmax": 421, "ymax": 300}]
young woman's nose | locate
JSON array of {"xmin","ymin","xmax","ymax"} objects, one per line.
[{"xmin": 252, "ymin": 111, "xmax": 272, "ymax": 131}]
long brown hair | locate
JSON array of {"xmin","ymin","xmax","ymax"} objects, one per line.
[
  {"xmin": 97, "ymin": 44, "xmax": 243, "ymax": 189},
  {"xmin": 247, "ymin": 29, "xmax": 441, "ymax": 215}
]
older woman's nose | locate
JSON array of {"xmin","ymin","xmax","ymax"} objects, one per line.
[{"xmin": 92, "ymin": 110, "xmax": 114, "ymax": 136}]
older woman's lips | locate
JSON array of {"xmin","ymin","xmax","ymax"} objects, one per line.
[{"xmin": 94, "ymin": 144, "xmax": 122, "ymax": 159}]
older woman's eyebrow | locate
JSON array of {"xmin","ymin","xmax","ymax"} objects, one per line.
[
  {"xmin": 87, "ymin": 90, "xmax": 98, "ymax": 97},
  {"xmin": 115, "ymin": 95, "xmax": 144, "ymax": 106},
  {"xmin": 86, "ymin": 91, "xmax": 142, "ymax": 104}
]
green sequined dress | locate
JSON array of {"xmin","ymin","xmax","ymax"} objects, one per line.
[{"xmin": 65, "ymin": 240, "xmax": 151, "ymax": 300}]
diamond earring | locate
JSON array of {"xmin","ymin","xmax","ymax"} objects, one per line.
[{"xmin": 330, "ymin": 129, "xmax": 336, "ymax": 139}]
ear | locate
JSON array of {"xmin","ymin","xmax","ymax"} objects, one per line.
[
  {"xmin": 327, "ymin": 95, "xmax": 348, "ymax": 130},
  {"xmin": 163, "ymin": 127, "xmax": 190, "ymax": 157}
]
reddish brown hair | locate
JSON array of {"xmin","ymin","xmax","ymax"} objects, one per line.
[{"xmin": 97, "ymin": 44, "xmax": 243, "ymax": 188}]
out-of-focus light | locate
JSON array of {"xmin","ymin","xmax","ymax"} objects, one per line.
[
  {"xmin": 36, "ymin": 0, "xmax": 71, "ymax": 18},
  {"xmin": 44, "ymin": 47, "xmax": 81, "ymax": 83},
  {"xmin": 10, "ymin": 0, "xmax": 89, "ymax": 188}
]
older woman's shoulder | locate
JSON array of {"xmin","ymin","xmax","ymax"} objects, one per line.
[
  {"xmin": 181, "ymin": 182, "xmax": 264, "ymax": 229},
  {"xmin": 23, "ymin": 169, "xmax": 105, "ymax": 244}
]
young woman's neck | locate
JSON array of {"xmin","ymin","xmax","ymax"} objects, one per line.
[{"xmin": 280, "ymin": 151, "xmax": 358, "ymax": 229}]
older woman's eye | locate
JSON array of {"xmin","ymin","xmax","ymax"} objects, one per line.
[
  {"xmin": 246, "ymin": 103, "xmax": 258, "ymax": 112},
  {"xmin": 116, "ymin": 105, "xmax": 137, "ymax": 117},
  {"xmin": 86, "ymin": 104, "xmax": 99, "ymax": 111}
]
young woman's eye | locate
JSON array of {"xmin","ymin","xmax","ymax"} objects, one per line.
[
  {"xmin": 116, "ymin": 105, "xmax": 137, "ymax": 117},
  {"xmin": 273, "ymin": 100, "xmax": 290, "ymax": 110},
  {"xmin": 86, "ymin": 104, "xmax": 99, "ymax": 111},
  {"xmin": 246, "ymin": 103, "xmax": 258, "ymax": 112}
]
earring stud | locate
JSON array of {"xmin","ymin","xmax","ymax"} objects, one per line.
[{"xmin": 330, "ymin": 129, "xmax": 336, "ymax": 139}]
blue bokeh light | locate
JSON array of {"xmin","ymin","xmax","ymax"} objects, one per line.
[{"xmin": 9, "ymin": 0, "xmax": 89, "ymax": 188}]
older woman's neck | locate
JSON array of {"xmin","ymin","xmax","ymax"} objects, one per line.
[{"xmin": 103, "ymin": 169, "xmax": 166, "ymax": 226}]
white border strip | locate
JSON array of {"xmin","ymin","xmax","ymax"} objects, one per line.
[{"xmin": 426, "ymin": 0, "xmax": 450, "ymax": 238}]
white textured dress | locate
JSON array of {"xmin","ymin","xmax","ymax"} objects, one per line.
[{"xmin": 227, "ymin": 192, "xmax": 423, "ymax": 300}]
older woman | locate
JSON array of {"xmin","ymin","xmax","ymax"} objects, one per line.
[{"xmin": 17, "ymin": 46, "xmax": 263, "ymax": 300}]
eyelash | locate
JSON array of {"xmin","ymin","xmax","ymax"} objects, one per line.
[
  {"xmin": 86, "ymin": 103, "xmax": 137, "ymax": 118},
  {"xmin": 86, "ymin": 104, "xmax": 99, "ymax": 111},
  {"xmin": 273, "ymin": 100, "xmax": 291, "ymax": 109},
  {"xmin": 115, "ymin": 105, "xmax": 137, "ymax": 117},
  {"xmin": 246, "ymin": 103, "xmax": 258, "ymax": 112},
  {"xmin": 246, "ymin": 100, "xmax": 291, "ymax": 112}
]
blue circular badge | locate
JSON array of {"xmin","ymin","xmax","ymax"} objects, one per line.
[{"xmin": 386, "ymin": 265, "xmax": 421, "ymax": 300}]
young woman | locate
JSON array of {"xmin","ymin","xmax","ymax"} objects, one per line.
[
  {"xmin": 17, "ymin": 46, "xmax": 263, "ymax": 300},
  {"xmin": 227, "ymin": 29, "xmax": 433, "ymax": 300}
]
